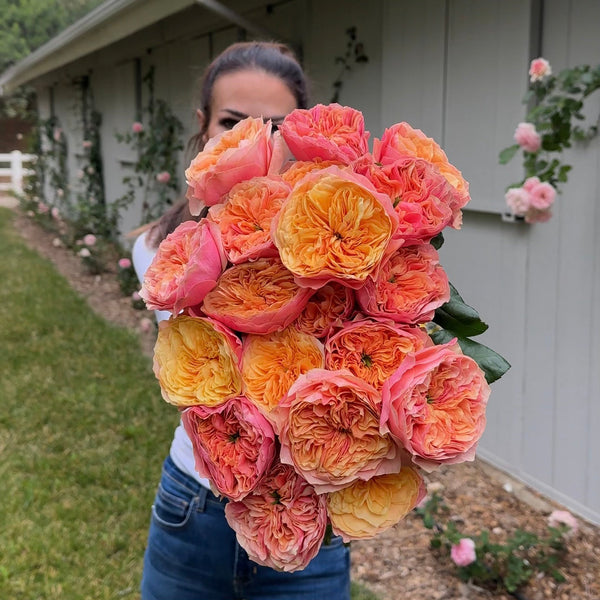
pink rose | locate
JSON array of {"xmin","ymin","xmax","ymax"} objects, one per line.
[
  {"xmin": 182, "ymin": 396, "xmax": 276, "ymax": 501},
  {"xmin": 155, "ymin": 171, "xmax": 171, "ymax": 184},
  {"xmin": 51, "ymin": 207, "xmax": 60, "ymax": 219},
  {"xmin": 522, "ymin": 176, "xmax": 540, "ymax": 192},
  {"xmin": 272, "ymin": 369, "xmax": 402, "ymax": 493},
  {"xmin": 514, "ymin": 122, "xmax": 541, "ymax": 153},
  {"xmin": 356, "ymin": 244, "xmax": 450, "ymax": 325},
  {"xmin": 505, "ymin": 187, "xmax": 530, "ymax": 216},
  {"xmin": 185, "ymin": 117, "xmax": 280, "ymax": 211},
  {"xmin": 132, "ymin": 121, "xmax": 144, "ymax": 133},
  {"xmin": 78, "ymin": 248, "xmax": 91, "ymax": 258},
  {"xmin": 131, "ymin": 290, "xmax": 141, "ymax": 301},
  {"xmin": 381, "ymin": 339, "xmax": 489, "ymax": 471},
  {"xmin": 118, "ymin": 257, "xmax": 132, "ymax": 269},
  {"xmin": 451, "ymin": 538, "xmax": 477, "ymax": 567},
  {"xmin": 525, "ymin": 207, "xmax": 552, "ymax": 224},
  {"xmin": 528, "ymin": 181, "xmax": 556, "ymax": 210},
  {"xmin": 53, "ymin": 128, "xmax": 62, "ymax": 142},
  {"xmin": 529, "ymin": 58, "xmax": 552, "ymax": 82},
  {"xmin": 548, "ymin": 510, "xmax": 578, "ymax": 533},
  {"xmin": 82, "ymin": 140, "xmax": 92, "ymax": 149},
  {"xmin": 37, "ymin": 202, "xmax": 49, "ymax": 214},
  {"xmin": 280, "ymin": 103, "xmax": 370, "ymax": 164},
  {"xmin": 83, "ymin": 234, "xmax": 97, "ymax": 246},
  {"xmin": 225, "ymin": 461, "xmax": 327, "ymax": 572},
  {"xmin": 141, "ymin": 219, "xmax": 226, "ymax": 314}
]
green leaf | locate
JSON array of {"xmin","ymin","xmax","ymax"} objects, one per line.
[
  {"xmin": 498, "ymin": 144, "xmax": 520, "ymax": 164},
  {"xmin": 430, "ymin": 232, "xmax": 444, "ymax": 250},
  {"xmin": 433, "ymin": 284, "xmax": 488, "ymax": 337},
  {"xmin": 429, "ymin": 327, "xmax": 511, "ymax": 384}
]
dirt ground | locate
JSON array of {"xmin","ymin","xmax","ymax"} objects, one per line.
[{"xmin": 8, "ymin": 205, "xmax": 600, "ymax": 600}]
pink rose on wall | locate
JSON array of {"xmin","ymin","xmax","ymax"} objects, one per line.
[
  {"xmin": 118, "ymin": 257, "xmax": 132, "ymax": 269},
  {"xmin": 82, "ymin": 140, "xmax": 92, "ymax": 149},
  {"xmin": 156, "ymin": 171, "xmax": 171, "ymax": 184},
  {"xmin": 450, "ymin": 538, "xmax": 477, "ymax": 567},
  {"xmin": 505, "ymin": 187, "xmax": 530, "ymax": 216},
  {"xmin": 514, "ymin": 122, "xmax": 541, "ymax": 153},
  {"xmin": 529, "ymin": 57, "xmax": 552, "ymax": 82},
  {"xmin": 83, "ymin": 234, "xmax": 97, "ymax": 246},
  {"xmin": 528, "ymin": 180, "xmax": 556, "ymax": 210},
  {"xmin": 132, "ymin": 121, "xmax": 144, "ymax": 133}
]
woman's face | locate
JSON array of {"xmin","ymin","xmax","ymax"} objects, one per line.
[{"xmin": 200, "ymin": 68, "xmax": 298, "ymax": 143}]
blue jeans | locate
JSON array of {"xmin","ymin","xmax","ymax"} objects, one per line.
[{"xmin": 141, "ymin": 456, "xmax": 351, "ymax": 600}]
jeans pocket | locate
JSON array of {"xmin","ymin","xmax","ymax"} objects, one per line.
[{"xmin": 151, "ymin": 482, "xmax": 195, "ymax": 529}]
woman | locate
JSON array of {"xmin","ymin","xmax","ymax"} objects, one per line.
[{"xmin": 133, "ymin": 42, "xmax": 351, "ymax": 600}]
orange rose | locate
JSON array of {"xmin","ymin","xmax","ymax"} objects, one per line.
[
  {"xmin": 294, "ymin": 282, "xmax": 355, "ymax": 338},
  {"xmin": 327, "ymin": 467, "xmax": 426, "ymax": 541},
  {"xmin": 280, "ymin": 158, "xmax": 346, "ymax": 188},
  {"xmin": 325, "ymin": 317, "xmax": 431, "ymax": 390},
  {"xmin": 200, "ymin": 257, "xmax": 313, "ymax": 334},
  {"xmin": 209, "ymin": 176, "xmax": 291, "ymax": 264},
  {"xmin": 241, "ymin": 326, "xmax": 324, "ymax": 414},
  {"xmin": 373, "ymin": 122, "xmax": 470, "ymax": 227},
  {"xmin": 356, "ymin": 244, "xmax": 449, "ymax": 325},
  {"xmin": 153, "ymin": 315, "xmax": 242, "ymax": 407},
  {"xmin": 272, "ymin": 166, "xmax": 398, "ymax": 289},
  {"xmin": 272, "ymin": 369, "xmax": 402, "ymax": 493}
]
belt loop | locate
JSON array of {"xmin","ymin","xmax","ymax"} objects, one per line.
[{"xmin": 195, "ymin": 485, "xmax": 209, "ymax": 513}]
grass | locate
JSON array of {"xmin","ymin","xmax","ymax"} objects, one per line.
[{"xmin": 0, "ymin": 207, "xmax": 381, "ymax": 600}]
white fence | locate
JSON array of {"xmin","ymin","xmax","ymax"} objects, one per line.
[{"xmin": 0, "ymin": 151, "xmax": 36, "ymax": 195}]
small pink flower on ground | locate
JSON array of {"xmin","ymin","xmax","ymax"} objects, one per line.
[
  {"xmin": 548, "ymin": 510, "xmax": 578, "ymax": 532},
  {"xmin": 132, "ymin": 121, "xmax": 144, "ymax": 133},
  {"xmin": 514, "ymin": 122, "xmax": 541, "ymax": 153},
  {"xmin": 118, "ymin": 257, "xmax": 132, "ymax": 269},
  {"xmin": 451, "ymin": 538, "xmax": 477, "ymax": 567},
  {"xmin": 83, "ymin": 234, "xmax": 97, "ymax": 246},
  {"xmin": 82, "ymin": 140, "xmax": 92, "ymax": 149},
  {"xmin": 78, "ymin": 247, "xmax": 91, "ymax": 258},
  {"xmin": 139, "ymin": 317, "xmax": 154, "ymax": 333},
  {"xmin": 132, "ymin": 290, "xmax": 141, "ymax": 301},
  {"xmin": 505, "ymin": 187, "xmax": 530, "ymax": 216},
  {"xmin": 528, "ymin": 181, "xmax": 556, "ymax": 210},
  {"xmin": 156, "ymin": 171, "xmax": 171, "ymax": 184},
  {"xmin": 51, "ymin": 207, "xmax": 60, "ymax": 219},
  {"xmin": 529, "ymin": 58, "xmax": 552, "ymax": 82}
]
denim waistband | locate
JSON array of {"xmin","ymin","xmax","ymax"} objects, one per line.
[{"xmin": 162, "ymin": 454, "xmax": 227, "ymax": 505}]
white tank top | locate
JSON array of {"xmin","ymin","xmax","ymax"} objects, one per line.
[{"xmin": 132, "ymin": 231, "xmax": 210, "ymax": 488}]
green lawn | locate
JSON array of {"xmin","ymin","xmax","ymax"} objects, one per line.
[{"xmin": 0, "ymin": 208, "xmax": 380, "ymax": 600}]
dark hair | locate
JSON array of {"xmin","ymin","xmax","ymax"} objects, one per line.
[{"xmin": 146, "ymin": 41, "xmax": 308, "ymax": 248}]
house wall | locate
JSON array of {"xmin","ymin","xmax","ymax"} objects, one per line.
[{"xmin": 27, "ymin": 0, "xmax": 600, "ymax": 523}]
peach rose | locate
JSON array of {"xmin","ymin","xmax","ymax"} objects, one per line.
[
  {"xmin": 356, "ymin": 244, "xmax": 449, "ymax": 325},
  {"xmin": 280, "ymin": 158, "xmax": 346, "ymax": 188},
  {"xmin": 225, "ymin": 461, "xmax": 327, "ymax": 572},
  {"xmin": 280, "ymin": 103, "xmax": 370, "ymax": 164},
  {"xmin": 293, "ymin": 282, "xmax": 355, "ymax": 338},
  {"xmin": 529, "ymin": 57, "xmax": 552, "ymax": 82},
  {"xmin": 327, "ymin": 467, "xmax": 426, "ymax": 542},
  {"xmin": 514, "ymin": 122, "xmax": 541, "ymax": 153},
  {"xmin": 200, "ymin": 257, "xmax": 313, "ymax": 334},
  {"xmin": 185, "ymin": 117, "xmax": 281, "ymax": 211},
  {"xmin": 272, "ymin": 369, "xmax": 402, "ymax": 493},
  {"xmin": 325, "ymin": 317, "xmax": 431, "ymax": 390},
  {"xmin": 241, "ymin": 326, "xmax": 325, "ymax": 415},
  {"xmin": 273, "ymin": 166, "xmax": 398, "ymax": 289},
  {"xmin": 381, "ymin": 339, "xmax": 490, "ymax": 471},
  {"xmin": 373, "ymin": 123, "xmax": 470, "ymax": 225},
  {"xmin": 354, "ymin": 155, "xmax": 458, "ymax": 242},
  {"xmin": 181, "ymin": 396, "xmax": 276, "ymax": 500},
  {"xmin": 208, "ymin": 176, "xmax": 291, "ymax": 264},
  {"xmin": 153, "ymin": 315, "xmax": 242, "ymax": 407},
  {"xmin": 141, "ymin": 220, "xmax": 226, "ymax": 314}
]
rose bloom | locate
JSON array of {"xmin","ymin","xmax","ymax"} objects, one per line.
[
  {"xmin": 82, "ymin": 140, "xmax": 92, "ymax": 149},
  {"xmin": 280, "ymin": 103, "xmax": 370, "ymax": 164},
  {"xmin": 118, "ymin": 257, "xmax": 132, "ymax": 269},
  {"xmin": 132, "ymin": 121, "xmax": 144, "ymax": 133},
  {"xmin": 325, "ymin": 317, "xmax": 431, "ymax": 390},
  {"xmin": 185, "ymin": 117, "xmax": 281, "ymax": 211},
  {"xmin": 156, "ymin": 171, "xmax": 171, "ymax": 184},
  {"xmin": 200, "ymin": 257, "xmax": 313, "ymax": 335},
  {"xmin": 83, "ymin": 234, "xmax": 97, "ymax": 246},
  {"xmin": 356, "ymin": 244, "xmax": 450, "ymax": 325},
  {"xmin": 373, "ymin": 122, "xmax": 470, "ymax": 221},
  {"xmin": 514, "ymin": 122, "xmax": 541, "ymax": 153},
  {"xmin": 451, "ymin": 538, "xmax": 477, "ymax": 567},
  {"xmin": 78, "ymin": 247, "xmax": 91, "ymax": 258},
  {"xmin": 528, "ymin": 180, "xmax": 556, "ymax": 210},
  {"xmin": 272, "ymin": 369, "xmax": 402, "ymax": 493},
  {"xmin": 354, "ymin": 155, "xmax": 458, "ymax": 242},
  {"xmin": 273, "ymin": 166, "xmax": 398, "ymax": 289},
  {"xmin": 225, "ymin": 461, "xmax": 327, "ymax": 572},
  {"xmin": 293, "ymin": 282, "xmax": 355, "ymax": 338},
  {"xmin": 181, "ymin": 396, "xmax": 276, "ymax": 501},
  {"xmin": 548, "ymin": 510, "xmax": 578, "ymax": 533},
  {"xmin": 327, "ymin": 467, "xmax": 426, "ymax": 542},
  {"xmin": 280, "ymin": 158, "xmax": 346, "ymax": 188},
  {"xmin": 505, "ymin": 186, "xmax": 530, "ymax": 216},
  {"xmin": 529, "ymin": 57, "xmax": 552, "ymax": 82},
  {"xmin": 381, "ymin": 339, "xmax": 490, "ymax": 471},
  {"xmin": 141, "ymin": 219, "xmax": 226, "ymax": 314},
  {"xmin": 241, "ymin": 326, "xmax": 324, "ymax": 415},
  {"xmin": 525, "ymin": 207, "xmax": 552, "ymax": 224},
  {"xmin": 153, "ymin": 315, "xmax": 242, "ymax": 407},
  {"xmin": 208, "ymin": 176, "xmax": 291, "ymax": 263},
  {"xmin": 523, "ymin": 176, "xmax": 540, "ymax": 192}
]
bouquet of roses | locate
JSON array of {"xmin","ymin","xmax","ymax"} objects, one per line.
[{"xmin": 141, "ymin": 104, "xmax": 509, "ymax": 572}]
